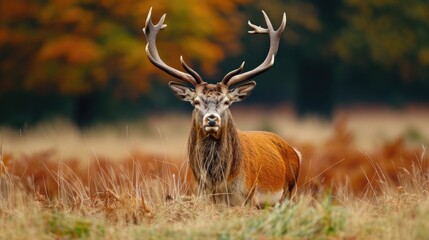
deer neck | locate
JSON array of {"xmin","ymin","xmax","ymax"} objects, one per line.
[{"xmin": 187, "ymin": 110, "xmax": 242, "ymax": 187}]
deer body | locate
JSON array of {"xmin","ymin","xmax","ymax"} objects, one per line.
[
  {"xmin": 143, "ymin": 8, "xmax": 301, "ymax": 206},
  {"xmin": 190, "ymin": 128, "xmax": 301, "ymax": 206},
  {"xmin": 187, "ymin": 86, "xmax": 300, "ymax": 206}
]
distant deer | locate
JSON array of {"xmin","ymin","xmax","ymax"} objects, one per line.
[{"xmin": 143, "ymin": 8, "xmax": 301, "ymax": 207}]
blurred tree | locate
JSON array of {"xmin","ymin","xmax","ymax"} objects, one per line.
[
  {"xmin": 0, "ymin": 0, "xmax": 251, "ymax": 125},
  {"xmin": 257, "ymin": 0, "xmax": 337, "ymax": 118},
  {"xmin": 0, "ymin": 0, "xmax": 256, "ymax": 95},
  {"xmin": 334, "ymin": 0, "xmax": 429, "ymax": 76},
  {"xmin": 332, "ymin": 0, "xmax": 429, "ymax": 103}
]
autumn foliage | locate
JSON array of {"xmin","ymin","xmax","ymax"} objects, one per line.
[{"xmin": 0, "ymin": 0, "xmax": 253, "ymax": 97}]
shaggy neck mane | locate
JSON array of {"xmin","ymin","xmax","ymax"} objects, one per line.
[{"xmin": 187, "ymin": 110, "xmax": 242, "ymax": 188}]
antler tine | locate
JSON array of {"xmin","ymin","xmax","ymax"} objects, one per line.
[
  {"xmin": 279, "ymin": 12, "xmax": 287, "ymax": 33},
  {"xmin": 221, "ymin": 62, "xmax": 245, "ymax": 85},
  {"xmin": 143, "ymin": 7, "xmax": 203, "ymax": 86},
  {"xmin": 222, "ymin": 10, "xmax": 286, "ymax": 87},
  {"xmin": 180, "ymin": 56, "xmax": 204, "ymax": 84}
]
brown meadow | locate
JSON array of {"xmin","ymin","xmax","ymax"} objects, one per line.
[{"xmin": 1, "ymin": 107, "xmax": 429, "ymax": 239}]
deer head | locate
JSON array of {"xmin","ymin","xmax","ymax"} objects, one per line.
[{"xmin": 143, "ymin": 8, "xmax": 286, "ymax": 139}]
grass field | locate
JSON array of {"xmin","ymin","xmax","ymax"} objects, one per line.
[{"xmin": 1, "ymin": 106, "xmax": 429, "ymax": 239}]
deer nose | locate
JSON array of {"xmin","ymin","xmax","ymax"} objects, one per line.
[{"xmin": 207, "ymin": 115, "xmax": 218, "ymax": 126}]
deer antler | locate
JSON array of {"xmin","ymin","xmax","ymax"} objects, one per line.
[
  {"xmin": 143, "ymin": 7, "xmax": 204, "ymax": 86},
  {"xmin": 221, "ymin": 10, "xmax": 286, "ymax": 87}
]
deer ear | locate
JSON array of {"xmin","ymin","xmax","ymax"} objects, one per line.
[
  {"xmin": 229, "ymin": 81, "xmax": 256, "ymax": 103},
  {"xmin": 168, "ymin": 81, "xmax": 195, "ymax": 102}
]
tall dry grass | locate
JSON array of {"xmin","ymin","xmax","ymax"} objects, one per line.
[{"xmin": 1, "ymin": 146, "xmax": 428, "ymax": 239}]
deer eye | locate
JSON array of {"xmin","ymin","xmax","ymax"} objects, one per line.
[
  {"xmin": 224, "ymin": 100, "xmax": 230, "ymax": 106},
  {"xmin": 194, "ymin": 100, "xmax": 200, "ymax": 106}
]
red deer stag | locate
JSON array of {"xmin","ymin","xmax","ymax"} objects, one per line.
[{"xmin": 143, "ymin": 8, "xmax": 301, "ymax": 207}]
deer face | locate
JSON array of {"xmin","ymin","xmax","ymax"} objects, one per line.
[{"xmin": 169, "ymin": 81, "xmax": 256, "ymax": 137}]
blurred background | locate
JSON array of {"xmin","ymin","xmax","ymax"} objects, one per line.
[
  {"xmin": 1, "ymin": 0, "xmax": 429, "ymax": 197},
  {"xmin": 1, "ymin": 0, "xmax": 428, "ymax": 127}
]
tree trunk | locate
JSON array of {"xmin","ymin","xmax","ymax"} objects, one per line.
[
  {"xmin": 73, "ymin": 93, "xmax": 97, "ymax": 127},
  {"xmin": 296, "ymin": 60, "xmax": 333, "ymax": 118}
]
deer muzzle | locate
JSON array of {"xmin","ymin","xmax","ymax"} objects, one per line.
[{"xmin": 203, "ymin": 113, "xmax": 221, "ymax": 132}]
